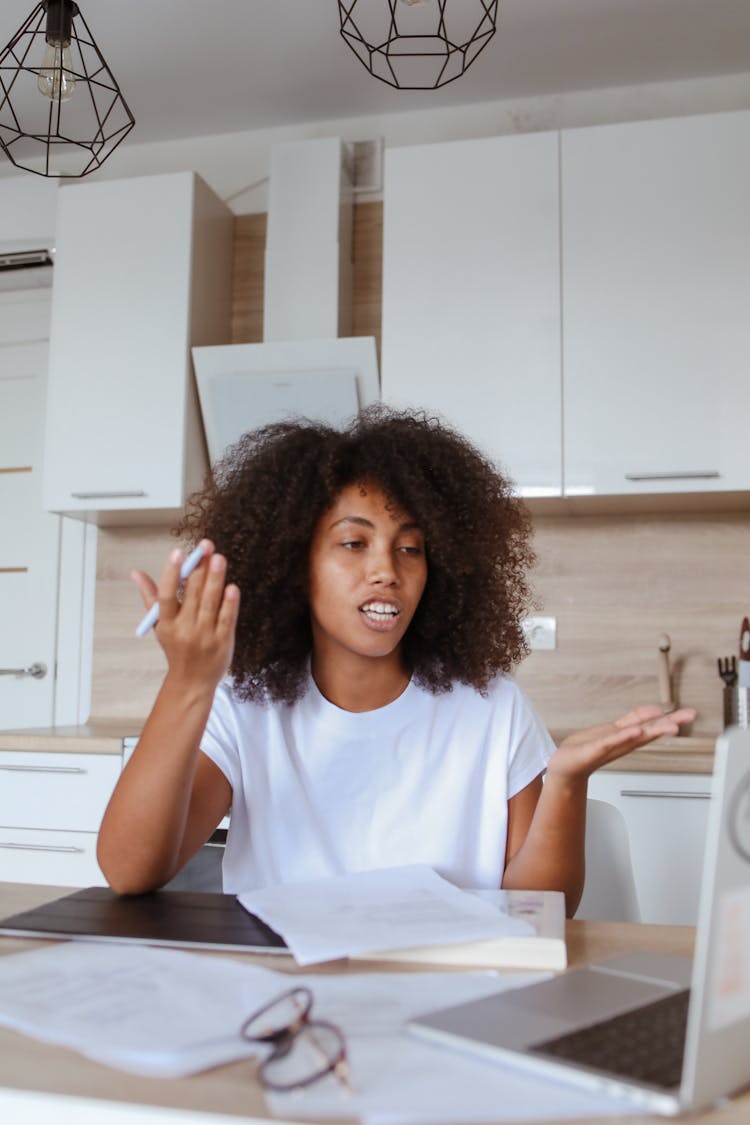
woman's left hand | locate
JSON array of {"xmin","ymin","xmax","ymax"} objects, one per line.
[{"xmin": 547, "ymin": 704, "xmax": 697, "ymax": 783}]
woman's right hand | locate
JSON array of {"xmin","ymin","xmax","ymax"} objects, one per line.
[{"xmin": 131, "ymin": 539, "xmax": 240, "ymax": 690}]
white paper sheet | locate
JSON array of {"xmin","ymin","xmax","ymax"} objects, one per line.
[
  {"xmin": 263, "ymin": 970, "xmax": 644, "ymax": 1125},
  {"xmin": 238, "ymin": 865, "xmax": 532, "ymax": 965},
  {"xmin": 0, "ymin": 940, "xmax": 644, "ymax": 1123},
  {"xmin": 0, "ymin": 941, "xmax": 285, "ymax": 1077}
]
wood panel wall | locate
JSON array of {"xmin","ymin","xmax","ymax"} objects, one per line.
[{"xmin": 90, "ymin": 204, "xmax": 745, "ymax": 737}]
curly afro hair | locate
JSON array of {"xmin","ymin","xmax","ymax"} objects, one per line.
[{"xmin": 176, "ymin": 405, "xmax": 536, "ymax": 703}]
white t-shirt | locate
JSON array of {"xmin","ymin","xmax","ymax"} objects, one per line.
[{"xmin": 200, "ymin": 673, "xmax": 555, "ymax": 893}]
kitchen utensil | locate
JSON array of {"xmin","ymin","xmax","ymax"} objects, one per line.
[
  {"xmin": 724, "ymin": 687, "xmax": 750, "ymax": 729},
  {"xmin": 740, "ymin": 618, "xmax": 750, "ymax": 688},
  {"xmin": 658, "ymin": 633, "xmax": 675, "ymax": 713},
  {"xmin": 718, "ymin": 656, "xmax": 738, "ymax": 687}
]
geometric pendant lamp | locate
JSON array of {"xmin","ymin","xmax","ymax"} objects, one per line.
[
  {"xmin": 338, "ymin": 0, "xmax": 499, "ymax": 90},
  {"xmin": 0, "ymin": 0, "xmax": 135, "ymax": 177}
]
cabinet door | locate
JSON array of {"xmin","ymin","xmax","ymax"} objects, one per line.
[
  {"xmin": 43, "ymin": 173, "xmax": 232, "ymax": 523},
  {"xmin": 562, "ymin": 110, "xmax": 750, "ymax": 496},
  {"xmin": 382, "ymin": 132, "xmax": 562, "ymax": 497},
  {"xmin": 587, "ymin": 770, "xmax": 712, "ymax": 925},
  {"xmin": 0, "ymin": 292, "xmax": 59, "ymax": 728}
]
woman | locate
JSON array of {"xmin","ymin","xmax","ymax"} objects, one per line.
[{"xmin": 97, "ymin": 407, "xmax": 694, "ymax": 909}]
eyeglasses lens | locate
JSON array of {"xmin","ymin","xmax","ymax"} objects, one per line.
[
  {"xmin": 262, "ymin": 1021, "xmax": 346, "ymax": 1091},
  {"xmin": 242, "ymin": 988, "xmax": 312, "ymax": 1041}
]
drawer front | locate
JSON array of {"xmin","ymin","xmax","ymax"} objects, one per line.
[
  {"xmin": 588, "ymin": 771, "xmax": 712, "ymax": 925},
  {"xmin": 0, "ymin": 751, "xmax": 121, "ymax": 831},
  {"xmin": 0, "ymin": 828, "xmax": 106, "ymax": 886}
]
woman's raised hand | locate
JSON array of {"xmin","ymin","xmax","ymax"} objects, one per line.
[
  {"xmin": 131, "ymin": 539, "xmax": 240, "ymax": 689},
  {"xmin": 547, "ymin": 704, "xmax": 697, "ymax": 783}
]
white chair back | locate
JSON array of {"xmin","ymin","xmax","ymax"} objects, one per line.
[{"xmin": 576, "ymin": 797, "xmax": 641, "ymax": 922}]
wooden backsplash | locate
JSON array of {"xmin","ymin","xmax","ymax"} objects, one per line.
[
  {"xmin": 89, "ymin": 205, "xmax": 746, "ymax": 735},
  {"xmin": 91, "ymin": 513, "xmax": 749, "ymax": 734}
]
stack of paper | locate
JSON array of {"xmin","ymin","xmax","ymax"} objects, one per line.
[
  {"xmin": 238, "ymin": 865, "xmax": 566, "ymax": 969},
  {"xmin": 351, "ymin": 889, "xmax": 567, "ymax": 970}
]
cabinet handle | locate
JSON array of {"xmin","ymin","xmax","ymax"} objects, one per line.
[
  {"xmin": 70, "ymin": 490, "xmax": 147, "ymax": 499},
  {"xmin": 0, "ymin": 764, "xmax": 87, "ymax": 774},
  {"xmin": 0, "ymin": 662, "xmax": 47, "ymax": 679},
  {"xmin": 0, "ymin": 842, "xmax": 85, "ymax": 854},
  {"xmin": 623, "ymin": 471, "xmax": 720, "ymax": 482},
  {"xmin": 619, "ymin": 788, "xmax": 711, "ymax": 799}
]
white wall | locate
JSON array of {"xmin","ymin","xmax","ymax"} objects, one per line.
[{"xmin": 0, "ymin": 176, "xmax": 59, "ymax": 243}]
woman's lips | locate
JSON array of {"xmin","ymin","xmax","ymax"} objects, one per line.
[{"xmin": 359, "ymin": 600, "xmax": 402, "ymax": 632}]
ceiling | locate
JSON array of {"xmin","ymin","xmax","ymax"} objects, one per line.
[{"xmin": 1, "ymin": 0, "xmax": 749, "ymax": 148}]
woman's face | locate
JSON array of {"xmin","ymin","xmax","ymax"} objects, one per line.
[{"xmin": 307, "ymin": 481, "xmax": 428, "ymax": 666}]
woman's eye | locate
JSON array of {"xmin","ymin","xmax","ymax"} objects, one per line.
[
  {"xmin": 341, "ymin": 540, "xmax": 364, "ymax": 550},
  {"xmin": 399, "ymin": 544, "xmax": 423, "ymax": 556}
]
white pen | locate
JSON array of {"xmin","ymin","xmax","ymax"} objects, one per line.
[{"xmin": 135, "ymin": 544, "xmax": 207, "ymax": 638}]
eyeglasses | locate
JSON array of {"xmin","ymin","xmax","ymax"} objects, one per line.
[{"xmin": 240, "ymin": 986, "xmax": 351, "ymax": 1094}]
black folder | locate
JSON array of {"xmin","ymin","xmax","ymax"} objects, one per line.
[{"xmin": 0, "ymin": 886, "xmax": 288, "ymax": 954}]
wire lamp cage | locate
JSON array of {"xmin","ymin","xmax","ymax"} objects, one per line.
[
  {"xmin": 0, "ymin": 0, "xmax": 134, "ymax": 177},
  {"xmin": 338, "ymin": 0, "xmax": 499, "ymax": 90}
]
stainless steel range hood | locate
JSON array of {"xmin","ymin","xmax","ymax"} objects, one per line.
[{"xmin": 193, "ymin": 138, "xmax": 379, "ymax": 465}]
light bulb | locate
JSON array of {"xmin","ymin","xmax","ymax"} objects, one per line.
[{"xmin": 37, "ymin": 41, "xmax": 76, "ymax": 101}]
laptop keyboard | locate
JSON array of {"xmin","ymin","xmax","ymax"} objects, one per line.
[{"xmin": 531, "ymin": 988, "xmax": 691, "ymax": 1090}]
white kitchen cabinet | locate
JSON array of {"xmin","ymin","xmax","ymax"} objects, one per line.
[
  {"xmin": 587, "ymin": 769, "xmax": 713, "ymax": 925},
  {"xmin": 382, "ymin": 132, "xmax": 562, "ymax": 497},
  {"xmin": 561, "ymin": 109, "xmax": 750, "ymax": 497},
  {"xmin": 43, "ymin": 172, "xmax": 233, "ymax": 524},
  {"xmin": 0, "ymin": 750, "xmax": 121, "ymax": 886},
  {"xmin": 382, "ymin": 111, "xmax": 750, "ymax": 504}
]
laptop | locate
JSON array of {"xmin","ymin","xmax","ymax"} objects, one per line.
[{"xmin": 411, "ymin": 727, "xmax": 750, "ymax": 1116}]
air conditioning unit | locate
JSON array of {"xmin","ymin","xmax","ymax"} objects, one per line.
[{"xmin": 0, "ymin": 243, "xmax": 54, "ymax": 292}]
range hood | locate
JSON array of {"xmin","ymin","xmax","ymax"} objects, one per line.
[
  {"xmin": 193, "ymin": 138, "xmax": 379, "ymax": 465},
  {"xmin": 0, "ymin": 244, "xmax": 54, "ymax": 292}
]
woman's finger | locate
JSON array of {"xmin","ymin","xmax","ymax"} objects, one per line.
[
  {"xmin": 216, "ymin": 583, "xmax": 241, "ymax": 661},
  {"xmin": 155, "ymin": 548, "xmax": 185, "ymax": 625},
  {"xmin": 195, "ymin": 553, "xmax": 228, "ymax": 627},
  {"xmin": 612, "ymin": 705, "xmax": 664, "ymax": 729},
  {"xmin": 178, "ymin": 540, "xmax": 216, "ymax": 621},
  {"xmin": 130, "ymin": 569, "xmax": 158, "ymax": 611}
]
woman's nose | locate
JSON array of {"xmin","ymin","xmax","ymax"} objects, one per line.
[{"xmin": 367, "ymin": 546, "xmax": 397, "ymax": 585}]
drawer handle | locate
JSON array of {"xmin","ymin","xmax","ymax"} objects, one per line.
[
  {"xmin": 619, "ymin": 789, "xmax": 711, "ymax": 799},
  {"xmin": 0, "ymin": 764, "xmax": 87, "ymax": 774},
  {"xmin": 0, "ymin": 842, "xmax": 85, "ymax": 854},
  {"xmin": 623, "ymin": 471, "xmax": 720, "ymax": 482},
  {"xmin": 70, "ymin": 490, "xmax": 147, "ymax": 499}
]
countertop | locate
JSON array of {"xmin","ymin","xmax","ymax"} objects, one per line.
[
  {"xmin": 0, "ymin": 720, "xmax": 141, "ymax": 754},
  {"xmin": 0, "ymin": 724, "xmax": 719, "ymax": 771}
]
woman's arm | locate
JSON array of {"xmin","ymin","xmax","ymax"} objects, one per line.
[
  {"xmin": 96, "ymin": 540, "xmax": 240, "ymax": 895},
  {"xmin": 501, "ymin": 704, "xmax": 696, "ymax": 915}
]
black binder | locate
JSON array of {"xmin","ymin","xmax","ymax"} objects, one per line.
[{"xmin": 0, "ymin": 886, "xmax": 288, "ymax": 954}]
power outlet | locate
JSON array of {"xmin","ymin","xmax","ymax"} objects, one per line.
[{"xmin": 523, "ymin": 615, "xmax": 557, "ymax": 651}]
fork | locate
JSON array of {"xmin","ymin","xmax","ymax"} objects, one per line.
[{"xmin": 717, "ymin": 656, "xmax": 737, "ymax": 686}]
